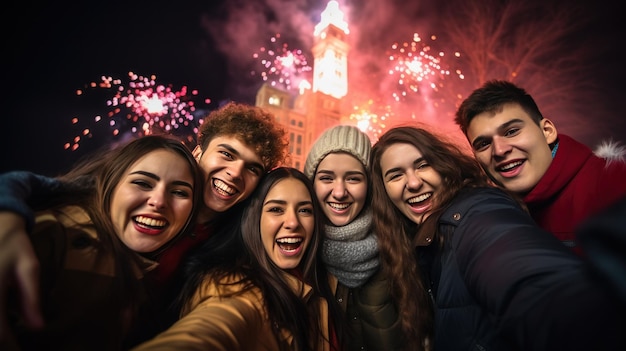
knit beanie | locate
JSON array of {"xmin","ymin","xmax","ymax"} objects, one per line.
[{"xmin": 304, "ymin": 125, "xmax": 371, "ymax": 179}]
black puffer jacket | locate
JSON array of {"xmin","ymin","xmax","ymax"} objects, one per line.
[
  {"xmin": 420, "ymin": 187, "xmax": 626, "ymax": 351},
  {"xmin": 335, "ymin": 269, "xmax": 405, "ymax": 351}
]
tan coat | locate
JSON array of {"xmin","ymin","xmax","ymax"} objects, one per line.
[
  {"xmin": 4, "ymin": 205, "xmax": 159, "ymax": 351},
  {"xmin": 132, "ymin": 272, "xmax": 334, "ymax": 351}
]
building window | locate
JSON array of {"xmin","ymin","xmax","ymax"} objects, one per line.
[{"xmin": 269, "ymin": 96, "xmax": 281, "ymax": 106}]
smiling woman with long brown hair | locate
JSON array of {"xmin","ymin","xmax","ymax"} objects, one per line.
[
  {"xmin": 133, "ymin": 167, "xmax": 346, "ymax": 351},
  {"xmin": 369, "ymin": 125, "xmax": 626, "ymax": 351}
]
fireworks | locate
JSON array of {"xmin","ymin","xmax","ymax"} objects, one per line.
[
  {"xmin": 251, "ymin": 33, "xmax": 313, "ymax": 92},
  {"xmin": 344, "ymin": 100, "xmax": 394, "ymax": 143},
  {"xmin": 387, "ymin": 33, "xmax": 464, "ymax": 102},
  {"xmin": 64, "ymin": 72, "xmax": 210, "ymax": 151}
]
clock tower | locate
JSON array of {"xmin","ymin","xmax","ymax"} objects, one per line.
[
  {"xmin": 312, "ymin": 1, "xmax": 349, "ymax": 99},
  {"xmin": 255, "ymin": 1, "xmax": 351, "ymax": 170}
]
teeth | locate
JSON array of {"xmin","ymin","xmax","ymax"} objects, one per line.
[
  {"xmin": 135, "ymin": 216, "xmax": 166, "ymax": 228},
  {"xmin": 276, "ymin": 237, "xmax": 303, "ymax": 244},
  {"xmin": 499, "ymin": 161, "xmax": 522, "ymax": 171},
  {"xmin": 213, "ymin": 179, "xmax": 236, "ymax": 196},
  {"xmin": 329, "ymin": 202, "xmax": 349, "ymax": 210},
  {"xmin": 276, "ymin": 237, "xmax": 303, "ymax": 252},
  {"xmin": 408, "ymin": 193, "xmax": 431, "ymax": 204}
]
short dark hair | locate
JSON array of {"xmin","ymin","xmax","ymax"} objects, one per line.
[{"xmin": 455, "ymin": 80, "xmax": 544, "ymax": 135}]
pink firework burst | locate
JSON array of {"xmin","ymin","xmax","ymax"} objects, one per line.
[
  {"xmin": 251, "ymin": 33, "xmax": 312, "ymax": 92},
  {"xmin": 64, "ymin": 72, "xmax": 211, "ymax": 151},
  {"xmin": 387, "ymin": 33, "xmax": 464, "ymax": 102}
]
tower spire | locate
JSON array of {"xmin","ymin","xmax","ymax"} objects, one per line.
[
  {"xmin": 312, "ymin": 1, "xmax": 349, "ymax": 99},
  {"xmin": 314, "ymin": 1, "xmax": 349, "ymax": 37}
]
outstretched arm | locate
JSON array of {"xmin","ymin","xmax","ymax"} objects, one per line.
[
  {"xmin": 131, "ymin": 294, "xmax": 265, "ymax": 350},
  {"xmin": 0, "ymin": 171, "xmax": 66, "ymax": 341},
  {"xmin": 456, "ymin": 189, "xmax": 626, "ymax": 351},
  {"xmin": 0, "ymin": 171, "xmax": 69, "ymax": 231},
  {"xmin": 0, "ymin": 212, "xmax": 43, "ymax": 340}
]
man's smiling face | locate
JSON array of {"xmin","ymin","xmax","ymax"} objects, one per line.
[
  {"xmin": 466, "ymin": 103, "xmax": 557, "ymax": 195},
  {"xmin": 193, "ymin": 136, "xmax": 264, "ymax": 220}
]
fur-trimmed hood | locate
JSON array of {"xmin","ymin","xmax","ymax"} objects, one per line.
[{"xmin": 594, "ymin": 139, "xmax": 626, "ymax": 164}]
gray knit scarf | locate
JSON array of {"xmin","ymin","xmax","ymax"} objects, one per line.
[{"xmin": 322, "ymin": 211, "xmax": 380, "ymax": 288}]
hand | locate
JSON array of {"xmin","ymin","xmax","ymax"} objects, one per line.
[{"xmin": 0, "ymin": 212, "xmax": 43, "ymax": 341}]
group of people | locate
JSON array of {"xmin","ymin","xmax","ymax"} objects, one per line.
[{"xmin": 1, "ymin": 80, "xmax": 625, "ymax": 350}]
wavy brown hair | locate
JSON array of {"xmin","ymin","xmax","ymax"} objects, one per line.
[
  {"xmin": 47, "ymin": 135, "xmax": 203, "ymax": 336},
  {"xmin": 370, "ymin": 126, "xmax": 493, "ymax": 350}
]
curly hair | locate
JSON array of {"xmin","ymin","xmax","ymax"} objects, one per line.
[{"xmin": 197, "ymin": 102, "xmax": 289, "ymax": 171}]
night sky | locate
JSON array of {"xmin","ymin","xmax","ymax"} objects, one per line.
[{"xmin": 4, "ymin": 0, "xmax": 625, "ymax": 176}]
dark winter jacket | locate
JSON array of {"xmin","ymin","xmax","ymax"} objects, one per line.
[
  {"xmin": 420, "ymin": 186, "xmax": 625, "ymax": 351},
  {"xmin": 334, "ymin": 269, "xmax": 404, "ymax": 351},
  {"xmin": 577, "ymin": 195, "xmax": 626, "ymax": 310}
]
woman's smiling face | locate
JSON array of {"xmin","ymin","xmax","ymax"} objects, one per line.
[
  {"xmin": 110, "ymin": 149, "xmax": 195, "ymax": 253},
  {"xmin": 313, "ymin": 152, "xmax": 368, "ymax": 226},
  {"xmin": 379, "ymin": 143, "xmax": 442, "ymax": 225},
  {"xmin": 260, "ymin": 177, "xmax": 315, "ymax": 270}
]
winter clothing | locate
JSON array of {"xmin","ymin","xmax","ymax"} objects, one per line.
[
  {"xmin": 524, "ymin": 134, "xmax": 626, "ymax": 254},
  {"xmin": 322, "ymin": 210, "xmax": 379, "ymax": 288},
  {"xmin": 304, "ymin": 125, "xmax": 371, "ymax": 178},
  {"xmin": 594, "ymin": 139, "xmax": 626, "ymax": 163},
  {"xmin": 132, "ymin": 271, "xmax": 334, "ymax": 351},
  {"xmin": 6, "ymin": 205, "xmax": 159, "ymax": 351},
  {"xmin": 0, "ymin": 171, "xmax": 68, "ymax": 232},
  {"xmin": 0, "ymin": 171, "xmax": 221, "ymax": 344},
  {"xmin": 334, "ymin": 270, "xmax": 405, "ymax": 351},
  {"xmin": 420, "ymin": 186, "xmax": 626, "ymax": 351},
  {"xmin": 304, "ymin": 126, "xmax": 404, "ymax": 350},
  {"xmin": 152, "ymin": 222, "xmax": 214, "ymax": 286},
  {"xmin": 0, "ymin": 171, "xmax": 214, "ymax": 287},
  {"xmin": 577, "ymin": 195, "xmax": 626, "ymax": 310},
  {"xmin": 324, "ymin": 211, "xmax": 404, "ymax": 351}
]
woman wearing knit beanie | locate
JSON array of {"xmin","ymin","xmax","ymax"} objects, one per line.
[{"xmin": 305, "ymin": 125, "xmax": 430, "ymax": 351}]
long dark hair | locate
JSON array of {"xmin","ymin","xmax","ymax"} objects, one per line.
[{"xmin": 181, "ymin": 167, "xmax": 345, "ymax": 351}]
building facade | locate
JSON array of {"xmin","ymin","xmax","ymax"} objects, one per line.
[{"xmin": 255, "ymin": 1, "xmax": 350, "ymax": 170}]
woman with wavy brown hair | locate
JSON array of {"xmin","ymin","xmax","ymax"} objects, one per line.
[{"xmin": 369, "ymin": 125, "xmax": 625, "ymax": 351}]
